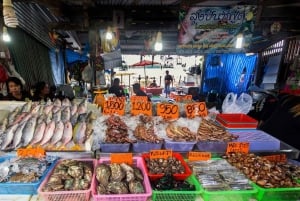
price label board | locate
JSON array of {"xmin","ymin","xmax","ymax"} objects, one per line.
[
  {"xmin": 157, "ymin": 103, "xmax": 179, "ymax": 120},
  {"xmin": 226, "ymin": 142, "xmax": 249, "ymax": 154},
  {"xmin": 131, "ymin": 96, "xmax": 152, "ymax": 116},
  {"xmin": 111, "ymin": 153, "xmax": 133, "ymax": 165},
  {"xmin": 262, "ymin": 154, "xmax": 287, "ymax": 163},
  {"xmin": 188, "ymin": 151, "xmax": 211, "ymax": 161},
  {"xmin": 17, "ymin": 147, "xmax": 46, "ymax": 158},
  {"xmin": 173, "ymin": 95, "xmax": 192, "ymax": 102},
  {"xmin": 103, "ymin": 97, "xmax": 125, "ymax": 115},
  {"xmin": 185, "ymin": 102, "xmax": 208, "ymax": 118},
  {"xmin": 150, "ymin": 149, "xmax": 172, "ymax": 159}
]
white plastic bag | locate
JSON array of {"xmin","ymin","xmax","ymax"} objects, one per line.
[{"xmin": 222, "ymin": 92, "xmax": 253, "ymax": 114}]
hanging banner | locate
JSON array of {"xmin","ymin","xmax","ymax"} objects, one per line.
[{"xmin": 177, "ymin": 6, "xmax": 256, "ymax": 54}]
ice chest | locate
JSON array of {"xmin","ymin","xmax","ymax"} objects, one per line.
[
  {"xmin": 216, "ymin": 113, "xmax": 258, "ymax": 129},
  {"xmin": 132, "ymin": 141, "xmax": 163, "ymax": 153},
  {"xmin": 100, "ymin": 143, "xmax": 131, "ymax": 153},
  {"xmin": 164, "ymin": 140, "xmax": 196, "ymax": 152}
]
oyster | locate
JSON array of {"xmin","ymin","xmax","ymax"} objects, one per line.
[
  {"xmin": 79, "ymin": 179, "xmax": 90, "ymax": 190},
  {"xmin": 97, "ymin": 184, "xmax": 107, "ymax": 194},
  {"xmin": 96, "ymin": 164, "xmax": 111, "ymax": 186},
  {"xmin": 107, "ymin": 181, "xmax": 128, "ymax": 194},
  {"xmin": 9, "ymin": 172, "xmax": 37, "ymax": 183},
  {"xmin": 68, "ymin": 165, "xmax": 84, "ymax": 178},
  {"xmin": 64, "ymin": 178, "xmax": 74, "ymax": 190},
  {"xmin": 129, "ymin": 180, "xmax": 145, "ymax": 193},
  {"xmin": 120, "ymin": 163, "xmax": 135, "ymax": 182},
  {"xmin": 133, "ymin": 167, "xmax": 144, "ymax": 181},
  {"xmin": 110, "ymin": 163, "xmax": 125, "ymax": 182},
  {"xmin": 83, "ymin": 164, "xmax": 93, "ymax": 182}
]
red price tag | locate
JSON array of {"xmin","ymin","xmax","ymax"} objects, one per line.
[
  {"xmin": 226, "ymin": 142, "xmax": 249, "ymax": 154},
  {"xmin": 188, "ymin": 151, "xmax": 211, "ymax": 161},
  {"xmin": 150, "ymin": 149, "xmax": 172, "ymax": 159},
  {"xmin": 111, "ymin": 153, "xmax": 133, "ymax": 165},
  {"xmin": 262, "ymin": 154, "xmax": 287, "ymax": 163},
  {"xmin": 185, "ymin": 102, "xmax": 208, "ymax": 118},
  {"xmin": 157, "ymin": 103, "xmax": 179, "ymax": 120},
  {"xmin": 103, "ymin": 97, "xmax": 125, "ymax": 116}
]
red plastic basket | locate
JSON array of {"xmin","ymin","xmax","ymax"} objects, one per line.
[
  {"xmin": 142, "ymin": 152, "xmax": 192, "ymax": 181},
  {"xmin": 38, "ymin": 159, "xmax": 96, "ymax": 201},
  {"xmin": 92, "ymin": 156, "xmax": 152, "ymax": 201},
  {"xmin": 216, "ymin": 113, "xmax": 258, "ymax": 129}
]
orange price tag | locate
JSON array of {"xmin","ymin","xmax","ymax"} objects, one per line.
[
  {"xmin": 103, "ymin": 98, "xmax": 125, "ymax": 116},
  {"xmin": 131, "ymin": 100, "xmax": 152, "ymax": 116},
  {"xmin": 17, "ymin": 147, "xmax": 46, "ymax": 158},
  {"xmin": 150, "ymin": 149, "xmax": 172, "ymax": 159},
  {"xmin": 226, "ymin": 142, "xmax": 249, "ymax": 154},
  {"xmin": 185, "ymin": 102, "xmax": 208, "ymax": 118},
  {"xmin": 111, "ymin": 153, "xmax": 133, "ymax": 165},
  {"xmin": 157, "ymin": 103, "xmax": 179, "ymax": 120},
  {"xmin": 262, "ymin": 154, "xmax": 287, "ymax": 163},
  {"xmin": 174, "ymin": 95, "xmax": 192, "ymax": 102},
  {"xmin": 188, "ymin": 151, "xmax": 211, "ymax": 161},
  {"xmin": 130, "ymin": 96, "xmax": 148, "ymax": 102}
]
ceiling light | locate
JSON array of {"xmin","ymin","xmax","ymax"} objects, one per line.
[
  {"xmin": 235, "ymin": 34, "xmax": 243, "ymax": 49},
  {"xmin": 106, "ymin": 27, "xmax": 113, "ymax": 40},
  {"xmin": 2, "ymin": 27, "xmax": 11, "ymax": 42}
]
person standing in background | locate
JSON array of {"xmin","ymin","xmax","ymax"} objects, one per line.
[
  {"xmin": 164, "ymin": 70, "xmax": 173, "ymax": 97},
  {"xmin": 4, "ymin": 77, "xmax": 32, "ymax": 101},
  {"xmin": 108, "ymin": 78, "xmax": 125, "ymax": 97}
]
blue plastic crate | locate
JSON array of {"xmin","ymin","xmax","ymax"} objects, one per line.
[
  {"xmin": 164, "ymin": 140, "xmax": 196, "ymax": 152},
  {"xmin": 100, "ymin": 143, "xmax": 131, "ymax": 153},
  {"xmin": 0, "ymin": 156, "xmax": 57, "ymax": 194},
  {"xmin": 132, "ymin": 141, "xmax": 163, "ymax": 153}
]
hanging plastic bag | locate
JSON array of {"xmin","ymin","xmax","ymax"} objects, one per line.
[
  {"xmin": 222, "ymin": 92, "xmax": 253, "ymax": 114},
  {"xmin": 82, "ymin": 64, "xmax": 93, "ymax": 82}
]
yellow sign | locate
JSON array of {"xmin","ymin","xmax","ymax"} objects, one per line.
[{"xmin": 157, "ymin": 103, "xmax": 179, "ymax": 120}]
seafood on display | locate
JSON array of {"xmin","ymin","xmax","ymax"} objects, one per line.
[
  {"xmin": 0, "ymin": 99, "xmax": 96, "ymax": 151},
  {"xmin": 134, "ymin": 115, "xmax": 163, "ymax": 143},
  {"xmin": 197, "ymin": 119, "xmax": 238, "ymax": 141},
  {"xmin": 0, "ymin": 156, "xmax": 56, "ymax": 183},
  {"xmin": 144, "ymin": 157, "xmax": 185, "ymax": 175},
  {"xmin": 95, "ymin": 163, "xmax": 145, "ymax": 194},
  {"xmin": 166, "ymin": 123, "xmax": 196, "ymax": 141},
  {"xmin": 105, "ymin": 115, "xmax": 135, "ymax": 143},
  {"xmin": 42, "ymin": 159, "xmax": 93, "ymax": 191}
]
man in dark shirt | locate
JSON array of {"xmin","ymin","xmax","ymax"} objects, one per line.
[
  {"xmin": 108, "ymin": 78, "xmax": 125, "ymax": 97},
  {"xmin": 132, "ymin": 83, "xmax": 151, "ymax": 101},
  {"xmin": 164, "ymin": 70, "xmax": 173, "ymax": 97}
]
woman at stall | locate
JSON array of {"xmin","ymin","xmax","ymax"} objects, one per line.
[
  {"xmin": 4, "ymin": 77, "xmax": 32, "ymax": 101},
  {"xmin": 32, "ymin": 81, "xmax": 51, "ymax": 101}
]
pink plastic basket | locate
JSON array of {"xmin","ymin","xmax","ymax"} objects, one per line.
[
  {"xmin": 38, "ymin": 159, "xmax": 96, "ymax": 201},
  {"xmin": 92, "ymin": 156, "xmax": 152, "ymax": 201}
]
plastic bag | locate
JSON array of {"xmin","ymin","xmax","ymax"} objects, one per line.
[
  {"xmin": 82, "ymin": 64, "xmax": 93, "ymax": 82},
  {"xmin": 222, "ymin": 92, "xmax": 253, "ymax": 114}
]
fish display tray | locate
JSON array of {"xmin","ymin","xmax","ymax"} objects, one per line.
[
  {"xmin": 38, "ymin": 159, "xmax": 96, "ymax": 201},
  {"xmin": 216, "ymin": 114, "xmax": 258, "ymax": 129},
  {"xmin": 164, "ymin": 140, "xmax": 196, "ymax": 152},
  {"xmin": 132, "ymin": 141, "xmax": 163, "ymax": 153},
  {"xmin": 92, "ymin": 156, "xmax": 152, "ymax": 201},
  {"xmin": 196, "ymin": 130, "xmax": 280, "ymax": 152},
  {"xmin": 0, "ymin": 156, "xmax": 57, "ymax": 194},
  {"xmin": 100, "ymin": 143, "xmax": 131, "ymax": 153},
  {"xmin": 151, "ymin": 175, "xmax": 203, "ymax": 201},
  {"xmin": 142, "ymin": 152, "xmax": 192, "ymax": 181}
]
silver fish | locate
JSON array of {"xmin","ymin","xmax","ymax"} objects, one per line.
[
  {"xmin": 30, "ymin": 121, "xmax": 46, "ymax": 146},
  {"xmin": 62, "ymin": 98, "xmax": 71, "ymax": 107},
  {"xmin": 39, "ymin": 120, "xmax": 55, "ymax": 146},
  {"xmin": 62, "ymin": 121, "xmax": 73, "ymax": 146},
  {"xmin": 73, "ymin": 122, "xmax": 87, "ymax": 144},
  {"xmin": 43, "ymin": 104, "xmax": 54, "ymax": 115},
  {"xmin": 0, "ymin": 118, "xmax": 8, "ymax": 133},
  {"xmin": 11, "ymin": 112, "xmax": 27, "ymax": 126},
  {"xmin": 53, "ymin": 109, "xmax": 62, "ymax": 122},
  {"xmin": 50, "ymin": 121, "xmax": 64, "ymax": 145},
  {"xmin": 1, "ymin": 124, "xmax": 19, "ymax": 150},
  {"xmin": 12, "ymin": 122, "xmax": 26, "ymax": 148},
  {"xmin": 21, "ymin": 101, "xmax": 32, "ymax": 113},
  {"xmin": 52, "ymin": 106, "xmax": 61, "ymax": 114},
  {"xmin": 77, "ymin": 100, "xmax": 87, "ymax": 114},
  {"xmin": 61, "ymin": 107, "xmax": 71, "ymax": 123},
  {"xmin": 70, "ymin": 104, "xmax": 78, "ymax": 116},
  {"xmin": 30, "ymin": 104, "xmax": 41, "ymax": 115},
  {"xmin": 53, "ymin": 99, "xmax": 62, "ymax": 107},
  {"xmin": 8, "ymin": 107, "xmax": 20, "ymax": 125},
  {"xmin": 19, "ymin": 113, "xmax": 33, "ymax": 125},
  {"xmin": 70, "ymin": 113, "xmax": 79, "ymax": 126},
  {"xmin": 22, "ymin": 116, "xmax": 37, "ymax": 147}
]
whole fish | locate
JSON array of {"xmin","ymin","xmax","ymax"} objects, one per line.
[
  {"xmin": 12, "ymin": 122, "xmax": 26, "ymax": 148},
  {"xmin": 50, "ymin": 121, "xmax": 64, "ymax": 145},
  {"xmin": 21, "ymin": 116, "xmax": 38, "ymax": 147},
  {"xmin": 70, "ymin": 113, "xmax": 79, "ymax": 126},
  {"xmin": 19, "ymin": 113, "xmax": 33, "ymax": 125},
  {"xmin": 85, "ymin": 122, "xmax": 94, "ymax": 142},
  {"xmin": 53, "ymin": 109, "xmax": 62, "ymax": 122},
  {"xmin": 30, "ymin": 104, "xmax": 41, "ymax": 115},
  {"xmin": 73, "ymin": 122, "xmax": 87, "ymax": 144},
  {"xmin": 1, "ymin": 124, "xmax": 19, "ymax": 150},
  {"xmin": 61, "ymin": 107, "xmax": 71, "ymax": 123},
  {"xmin": 43, "ymin": 104, "xmax": 54, "ymax": 115},
  {"xmin": 0, "ymin": 118, "xmax": 8, "ymax": 133},
  {"xmin": 8, "ymin": 107, "xmax": 20, "ymax": 125},
  {"xmin": 30, "ymin": 121, "xmax": 46, "ymax": 146},
  {"xmin": 62, "ymin": 98, "xmax": 71, "ymax": 107},
  {"xmin": 21, "ymin": 101, "xmax": 32, "ymax": 113},
  {"xmin": 77, "ymin": 99, "xmax": 87, "ymax": 114},
  {"xmin": 52, "ymin": 106, "xmax": 61, "ymax": 114},
  {"xmin": 70, "ymin": 104, "xmax": 78, "ymax": 116},
  {"xmin": 53, "ymin": 99, "xmax": 62, "ymax": 107},
  {"xmin": 61, "ymin": 121, "xmax": 73, "ymax": 146},
  {"xmin": 39, "ymin": 120, "xmax": 55, "ymax": 146},
  {"xmin": 10, "ymin": 112, "xmax": 27, "ymax": 126}
]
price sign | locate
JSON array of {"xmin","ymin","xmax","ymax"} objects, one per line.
[
  {"xmin": 173, "ymin": 95, "xmax": 193, "ymax": 102},
  {"xmin": 188, "ymin": 151, "xmax": 211, "ymax": 161},
  {"xmin": 150, "ymin": 149, "xmax": 172, "ymax": 159},
  {"xmin": 130, "ymin": 96, "xmax": 148, "ymax": 102},
  {"xmin": 226, "ymin": 142, "xmax": 249, "ymax": 154},
  {"xmin": 103, "ymin": 97, "xmax": 125, "ymax": 115},
  {"xmin": 111, "ymin": 153, "xmax": 133, "ymax": 165},
  {"xmin": 17, "ymin": 147, "xmax": 46, "ymax": 158},
  {"xmin": 131, "ymin": 101, "xmax": 152, "ymax": 116},
  {"xmin": 262, "ymin": 154, "xmax": 287, "ymax": 163},
  {"xmin": 185, "ymin": 102, "xmax": 208, "ymax": 118},
  {"xmin": 157, "ymin": 103, "xmax": 179, "ymax": 120}
]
